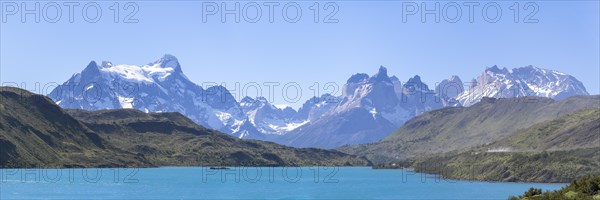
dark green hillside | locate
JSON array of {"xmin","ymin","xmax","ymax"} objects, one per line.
[
  {"xmin": 0, "ymin": 87, "xmax": 145, "ymax": 167},
  {"xmin": 0, "ymin": 87, "xmax": 370, "ymax": 168},
  {"xmin": 67, "ymin": 109, "xmax": 371, "ymax": 166}
]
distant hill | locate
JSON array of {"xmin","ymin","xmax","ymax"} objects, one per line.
[
  {"xmin": 0, "ymin": 87, "xmax": 370, "ymax": 168},
  {"xmin": 0, "ymin": 87, "xmax": 144, "ymax": 167},
  {"xmin": 487, "ymin": 108, "xmax": 599, "ymax": 152},
  {"xmin": 407, "ymin": 147, "xmax": 600, "ymax": 183},
  {"xmin": 398, "ymin": 108, "xmax": 600, "ymax": 183},
  {"xmin": 66, "ymin": 109, "xmax": 371, "ymax": 167},
  {"xmin": 355, "ymin": 99, "xmax": 599, "ymax": 182},
  {"xmin": 339, "ymin": 95, "xmax": 600, "ymax": 163}
]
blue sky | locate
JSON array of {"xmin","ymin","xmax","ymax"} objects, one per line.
[{"xmin": 1, "ymin": 1, "xmax": 599, "ymax": 108}]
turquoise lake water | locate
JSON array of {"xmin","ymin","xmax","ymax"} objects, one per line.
[{"xmin": 0, "ymin": 167, "xmax": 564, "ymax": 199}]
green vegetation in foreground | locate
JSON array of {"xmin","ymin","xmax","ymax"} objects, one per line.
[
  {"xmin": 0, "ymin": 87, "xmax": 370, "ymax": 168},
  {"xmin": 509, "ymin": 175, "xmax": 600, "ymax": 200}
]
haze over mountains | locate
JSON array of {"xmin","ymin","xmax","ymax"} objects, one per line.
[{"xmin": 48, "ymin": 55, "xmax": 590, "ymax": 148}]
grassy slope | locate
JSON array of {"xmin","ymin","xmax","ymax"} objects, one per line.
[
  {"xmin": 339, "ymin": 96, "xmax": 600, "ymax": 163},
  {"xmin": 407, "ymin": 147, "xmax": 600, "ymax": 183},
  {"xmin": 0, "ymin": 87, "xmax": 370, "ymax": 167},
  {"xmin": 373, "ymin": 108, "xmax": 600, "ymax": 183},
  {"xmin": 488, "ymin": 108, "xmax": 599, "ymax": 151},
  {"xmin": 0, "ymin": 87, "xmax": 146, "ymax": 167},
  {"xmin": 67, "ymin": 109, "xmax": 371, "ymax": 166}
]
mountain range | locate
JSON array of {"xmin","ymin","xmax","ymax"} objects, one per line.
[
  {"xmin": 48, "ymin": 55, "xmax": 590, "ymax": 148},
  {"xmin": 456, "ymin": 65, "xmax": 589, "ymax": 106}
]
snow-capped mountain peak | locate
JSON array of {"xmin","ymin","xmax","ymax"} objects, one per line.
[
  {"xmin": 151, "ymin": 54, "xmax": 182, "ymax": 73},
  {"xmin": 240, "ymin": 96, "xmax": 269, "ymax": 112},
  {"xmin": 49, "ymin": 55, "xmax": 251, "ymax": 138},
  {"xmin": 50, "ymin": 58, "xmax": 591, "ymax": 149},
  {"xmin": 239, "ymin": 95, "xmax": 304, "ymax": 135},
  {"xmin": 94, "ymin": 55, "xmax": 181, "ymax": 84},
  {"xmin": 457, "ymin": 65, "xmax": 589, "ymax": 106},
  {"xmin": 511, "ymin": 65, "xmax": 588, "ymax": 99}
]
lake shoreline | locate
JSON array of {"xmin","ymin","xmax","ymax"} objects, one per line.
[
  {"xmin": 0, "ymin": 166, "xmax": 571, "ymax": 184},
  {"xmin": 0, "ymin": 167, "xmax": 567, "ymax": 199}
]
